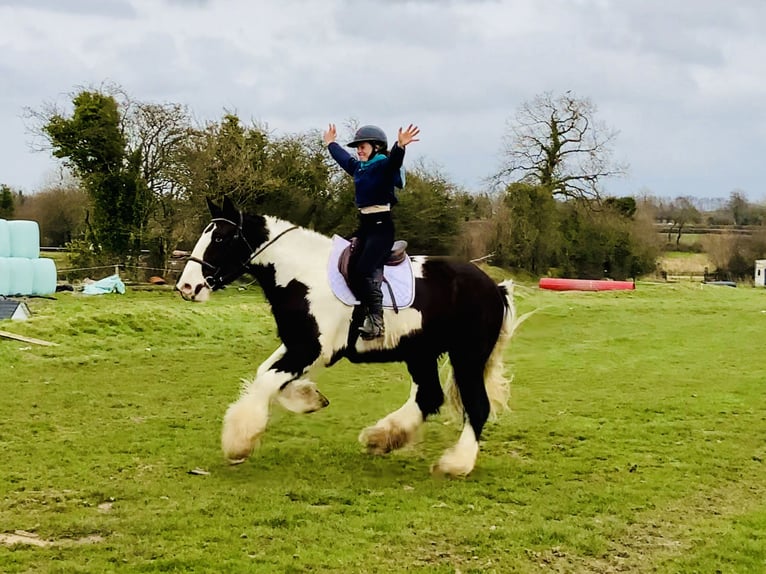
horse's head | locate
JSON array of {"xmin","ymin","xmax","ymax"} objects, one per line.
[{"xmin": 176, "ymin": 196, "xmax": 268, "ymax": 302}]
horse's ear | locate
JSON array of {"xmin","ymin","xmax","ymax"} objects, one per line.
[
  {"xmin": 206, "ymin": 196, "xmax": 223, "ymax": 218},
  {"xmin": 221, "ymin": 195, "xmax": 238, "ymax": 217}
]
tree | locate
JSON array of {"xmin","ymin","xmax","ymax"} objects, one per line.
[
  {"xmin": 558, "ymin": 201, "xmax": 657, "ymax": 280},
  {"xmin": 43, "ymin": 90, "xmax": 145, "ymax": 259},
  {"xmin": 123, "ymin": 97, "xmax": 192, "ymax": 265},
  {"xmin": 604, "ymin": 196, "xmax": 637, "ymax": 218},
  {"xmin": 489, "ymin": 182, "xmax": 560, "ymax": 273},
  {"xmin": 13, "ymin": 179, "xmax": 88, "ymax": 246},
  {"xmin": 496, "ymin": 91, "xmax": 627, "ymax": 202},
  {"xmin": 394, "ymin": 162, "xmax": 466, "ymax": 255},
  {"xmin": 173, "ymin": 115, "xmax": 336, "ymax": 242},
  {"xmin": 725, "ymin": 190, "xmax": 764, "ymax": 226},
  {"xmin": 666, "ymin": 196, "xmax": 701, "ymax": 246},
  {"xmin": 0, "ymin": 184, "xmax": 14, "ymax": 218}
]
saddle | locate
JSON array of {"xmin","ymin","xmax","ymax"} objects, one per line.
[
  {"xmin": 329, "ymin": 236, "xmax": 413, "ymax": 313},
  {"xmin": 337, "ymin": 237, "xmax": 408, "ymax": 283}
]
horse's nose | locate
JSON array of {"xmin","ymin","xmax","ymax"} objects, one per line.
[{"xmin": 177, "ymin": 282, "xmax": 195, "ymax": 300}]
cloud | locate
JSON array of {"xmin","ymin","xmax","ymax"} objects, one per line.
[
  {"xmin": 0, "ymin": 0, "xmax": 765, "ymax": 199},
  {"xmin": 0, "ymin": 0, "xmax": 136, "ymax": 18}
]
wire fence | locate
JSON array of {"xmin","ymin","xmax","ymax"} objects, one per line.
[{"xmin": 54, "ymin": 262, "xmax": 187, "ymax": 284}]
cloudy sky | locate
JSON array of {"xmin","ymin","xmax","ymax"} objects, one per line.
[{"xmin": 1, "ymin": 0, "xmax": 765, "ymax": 201}]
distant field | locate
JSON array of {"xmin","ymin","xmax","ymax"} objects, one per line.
[
  {"xmin": 660, "ymin": 232, "xmax": 704, "ymax": 246},
  {"xmin": 656, "ymin": 251, "xmax": 713, "ymax": 276},
  {"xmin": 1, "ymin": 281, "xmax": 764, "ymax": 572}
]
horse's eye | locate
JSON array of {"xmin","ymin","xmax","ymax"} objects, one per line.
[{"xmin": 214, "ymin": 236, "xmax": 224, "ymax": 243}]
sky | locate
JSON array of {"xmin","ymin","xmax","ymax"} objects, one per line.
[{"xmin": 1, "ymin": 0, "xmax": 765, "ymax": 201}]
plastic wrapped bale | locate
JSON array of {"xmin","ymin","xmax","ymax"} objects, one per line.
[
  {"xmin": 32, "ymin": 257, "xmax": 57, "ymax": 296},
  {"xmin": 8, "ymin": 220, "xmax": 40, "ymax": 259},
  {"xmin": 8, "ymin": 258, "xmax": 34, "ymax": 296},
  {"xmin": 0, "ymin": 257, "xmax": 10, "ymax": 296},
  {"xmin": 0, "ymin": 219, "xmax": 10, "ymax": 257}
]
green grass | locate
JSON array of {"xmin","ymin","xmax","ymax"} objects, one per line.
[{"xmin": 1, "ymin": 282, "xmax": 765, "ymax": 572}]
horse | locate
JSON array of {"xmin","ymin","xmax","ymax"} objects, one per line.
[{"xmin": 176, "ymin": 196, "xmax": 521, "ymax": 476}]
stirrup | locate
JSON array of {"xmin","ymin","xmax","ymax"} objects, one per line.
[{"xmin": 359, "ymin": 315, "xmax": 384, "ymax": 340}]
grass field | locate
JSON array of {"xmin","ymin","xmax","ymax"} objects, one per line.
[{"xmin": 1, "ymin": 280, "xmax": 765, "ymax": 572}]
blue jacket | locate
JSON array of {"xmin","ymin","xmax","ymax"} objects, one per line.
[{"xmin": 328, "ymin": 142, "xmax": 405, "ymax": 208}]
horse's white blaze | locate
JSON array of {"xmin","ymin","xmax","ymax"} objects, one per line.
[
  {"xmin": 432, "ymin": 424, "xmax": 479, "ymax": 476},
  {"xmin": 359, "ymin": 383, "xmax": 423, "ymax": 452},
  {"xmin": 176, "ymin": 226, "xmax": 214, "ymax": 301}
]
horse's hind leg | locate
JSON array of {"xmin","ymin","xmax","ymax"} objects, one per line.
[
  {"xmin": 432, "ymin": 353, "xmax": 490, "ymax": 476},
  {"xmin": 359, "ymin": 355, "xmax": 443, "ymax": 454}
]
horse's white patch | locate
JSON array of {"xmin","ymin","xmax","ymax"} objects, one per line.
[
  {"xmin": 359, "ymin": 383, "xmax": 423, "ymax": 453},
  {"xmin": 254, "ymin": 219, "xmax": 354, "ymax": 360},
  {"xmin": 353, "ymin": 306, "xmax": 423, "ymax": 352},
  {"xmin": 257, "ymin": 345, "xmax": 287, "ymax": 376},
  {"xmin": 409, "ymin": 256, "xmax": 427, "ymax": 279},
  {"xmin": 432, "ymin": 424, "xmax": 479, "ymax": 476},
  {"xmin": 176, "ymin": 225, "xmax": 214, "ymax": 301},
  {"xmin": 253, "ymin": 218, "xmax": 426, "ymax": 360}
]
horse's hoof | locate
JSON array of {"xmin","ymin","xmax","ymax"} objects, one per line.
[
  {"xmin": 430, "ymin": 451, "xmax": 475, "ymax": 477},
  {"xmin": 221, "ymin": 435, "xmax": 259, "ymax": 465},
  {"xmin": 277, "ymin": 380, "xmax": 330, "ymax": 413},
  {"xmin": 430, "ymin": 462, "xmax": 470, "ymax": 477},
  {"xmin": 359, "ymin": 424, "xmax": 413, "ymax": 454},
  {"xmin": 359, "ymin": 427, "xmax": 392, "ymax": 454}
]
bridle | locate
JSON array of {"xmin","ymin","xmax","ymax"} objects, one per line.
[{"xmin": 187, "ymin": 211, "xmax": 298, "ymax": 290}]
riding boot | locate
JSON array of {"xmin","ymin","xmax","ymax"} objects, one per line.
[{"xmin": 359, "ymin": 276, "xmax": 384, "ymax": 340}]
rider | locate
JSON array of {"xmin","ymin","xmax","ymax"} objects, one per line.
[{"xmin": 323, "ymin": 123, "xmax": 420, "ymax": 340}]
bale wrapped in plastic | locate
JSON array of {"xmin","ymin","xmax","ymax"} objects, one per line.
[
  {"xmin": 8, "ymin": 220, "xmax": 40, "ymax": 259},
  {"xmin": 32, "ymin": 257, "xmax": 57, "ymax": 296},
  {"xmin": 8, "ymin": 258, "xmax": 34, "ymax": 296},
  {"xmin": 0, "ymin": 219, "xmax": 10, "ymax": 257},
  {"xmin": 0, "ymin": 257, "xmax": 10, "ymax": 296}
]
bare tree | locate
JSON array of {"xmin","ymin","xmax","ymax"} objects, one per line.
[
  {"xmin": 666, "ymin": 196, "xmax": 701, "ymax": 245},
  {"xmin": 496, "ymin": 91, "xmax": 627, "ymax": 202}
]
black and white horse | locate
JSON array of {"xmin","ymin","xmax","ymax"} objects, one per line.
[{"xmin": 176, "ymin": 197, "xmax": 521, "ymax": 476}]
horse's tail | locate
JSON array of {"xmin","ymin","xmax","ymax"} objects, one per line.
[{"xmin": 444, "ymin": 279, "xmax": 530, "ymax": 420}]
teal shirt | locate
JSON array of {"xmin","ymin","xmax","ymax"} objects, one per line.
[{"xmin": 328, "ymin": 143, "xmax": 405, "ymax": 208}]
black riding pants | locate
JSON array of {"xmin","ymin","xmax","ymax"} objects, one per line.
[{"xmin": 350, "ymin": 211, "xmax": 394, "ymax": 292}]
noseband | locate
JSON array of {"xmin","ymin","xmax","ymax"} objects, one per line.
[{"xmin": 187, "ymin": 211, "xmax": 298, "ymax": 290}]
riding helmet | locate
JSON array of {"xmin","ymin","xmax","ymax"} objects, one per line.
[{"xmin": 347, "ymin": 125, "xmax": 388, "ymax": 149}]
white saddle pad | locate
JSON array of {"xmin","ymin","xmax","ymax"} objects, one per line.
[{"xmin": 328, "ymin": 235, "xmax": 415, "ymax": 309}]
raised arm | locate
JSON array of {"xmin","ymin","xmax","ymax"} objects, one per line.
[
  {"xmin": 324, "ymin": 123, "xmax": 357, "ymax": 175},
  {"xmin": 389, "ymin": 124, "xmax": 420, "ymax": 169}
]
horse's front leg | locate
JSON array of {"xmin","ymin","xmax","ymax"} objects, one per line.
[
  {"xmin": 275, "ymin": 379, "xmax": 329, "ymax": 413},
  {"xmin": 221, "ymin": 345, "xmax": 320, "ymax": 464}
]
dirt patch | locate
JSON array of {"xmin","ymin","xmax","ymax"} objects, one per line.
[
  {"xmin": 0, "ymin": 530, "xmax": 104, "ymax": 547},
  {"xmin": 571, "ymin": 481, "xmax": 766, "ymax": 573}
]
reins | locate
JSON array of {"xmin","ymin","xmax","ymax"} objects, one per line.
[{"xmin": 188, "ymin": 212, "xmax": 298, "ymax": 290}]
